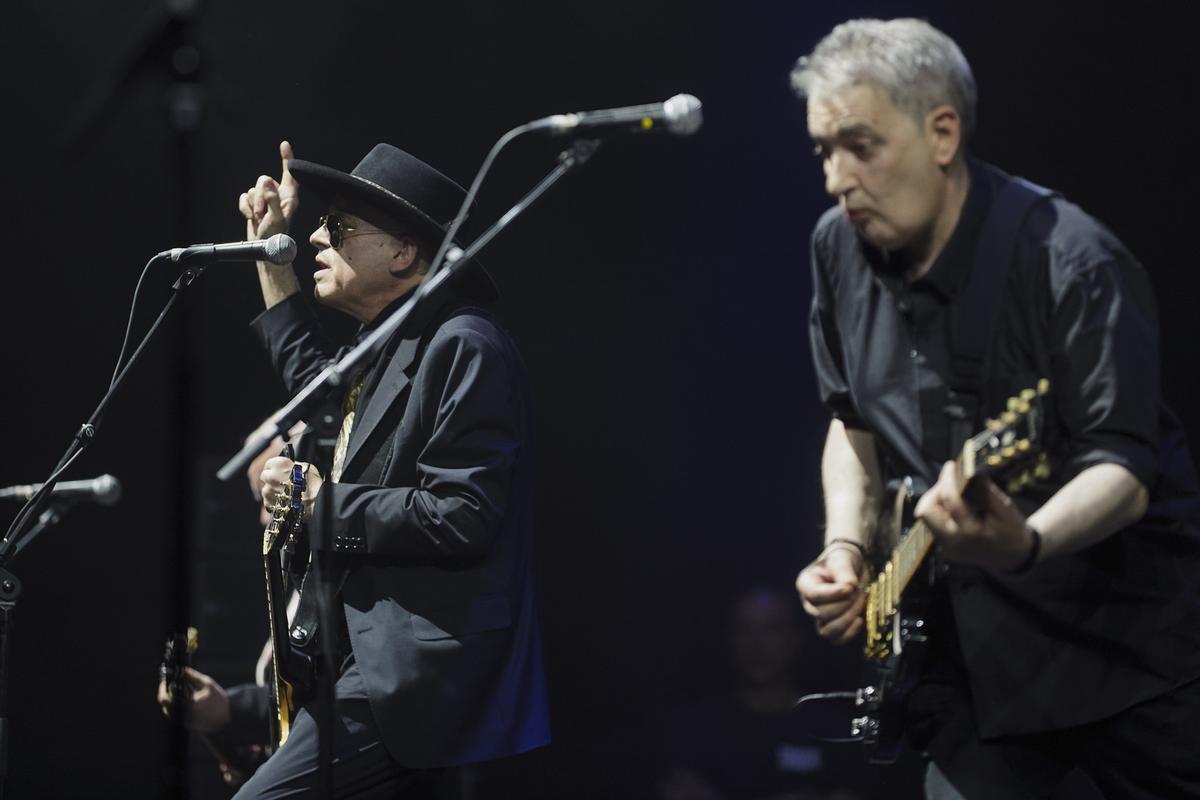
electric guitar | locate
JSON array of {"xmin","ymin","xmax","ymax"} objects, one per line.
[
  {"xmin": 852, "ymin": 381, "xmax": 1051, "ymax": 763},
  {"xmin": 159, "ymin": 627, "xmax": 260, "ymax": 786},
  {"xmin": 262, "ymin": 444, "xmax": 313, "ymax": 748}
]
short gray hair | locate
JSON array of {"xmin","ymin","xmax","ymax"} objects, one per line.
[{"xmin": 791, "ymin": 18, "xmax": 977, "ymax": 139}]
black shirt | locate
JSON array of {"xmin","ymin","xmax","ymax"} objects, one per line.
[{"xmin": 809, "ymin": 159, "xmax": 1200, "ymax": 736}]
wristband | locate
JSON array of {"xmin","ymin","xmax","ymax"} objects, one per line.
[
  {"xmin": 1009, "ymin": 523, "xmax": 1041, "ymax": 574},
  {"xmin": 822, "ymin": 537, "xmax": 868, "ymax": 562}
]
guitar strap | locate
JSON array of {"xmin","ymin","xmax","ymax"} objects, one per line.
[{"xmin": 945, "ymin": 169, "xmax": 1055, "ymax": 451}]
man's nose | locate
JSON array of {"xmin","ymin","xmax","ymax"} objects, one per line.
[
  {"xmin": 824, "ymin": 152, "xmax": 856, "ymax": 199},
  {"xmin": 310, "ymin": 224, "xmax": 329, "ymax": 249}
]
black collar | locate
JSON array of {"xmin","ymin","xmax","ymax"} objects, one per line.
[
  {"xmin": 865, "ymin": 158, "xmax": 995, "ymax": 301},
  {"xmin": 357, "ymin": 287, "xmax": 419, "ymax": 344},
  {"xmin": 916, "ymin": 158, "xmax": 994, "ymax": 301}
]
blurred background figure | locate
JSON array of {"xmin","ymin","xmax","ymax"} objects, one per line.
[
  {"xmin": 156, "ymin": 426, "xmax": 299, "ymax": 790},
  {"xmin": 656, "ymin": 586, "xmax": 914, "ymax": 800}
]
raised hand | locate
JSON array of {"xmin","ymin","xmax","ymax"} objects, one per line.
[{"xmin": 239, "ymin": 140, "xmax": 300, "ymax": 242}]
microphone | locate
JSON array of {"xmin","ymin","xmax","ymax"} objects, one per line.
[
  {"xmin": 533, "ymin": 93, "xmax": 703, "ymax": 137},
  {"xmin": 0, "ymin": 474, "xmax": 123, "ymax": 505},
  {"xmin": 163, "ymin": 233, "xmax": 297, "ymax": 265}
]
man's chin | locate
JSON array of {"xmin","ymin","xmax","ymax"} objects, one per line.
[
  {"xmin": 855, "ymin": 222, "xmax": 903, "ymax": 252},
  {"xmin": 312, "ymin": 283, "xmax": 355, "ymax": 318}
]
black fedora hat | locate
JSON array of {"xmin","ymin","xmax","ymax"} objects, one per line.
[{"xmin": 288, "ymin": 143, "xmax": 498, "ymax": 301}]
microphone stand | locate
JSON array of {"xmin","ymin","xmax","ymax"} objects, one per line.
[
  {"xmin": 216, "ymin": 136, "xmax": 601, "ymax": 798},
  {"xmin": 0, "ymin": 261, "xmax": 208, "ymax": 799},
  {"xmin": 217, "ymin": 137, "xmax": 602, "ymax": 480},
  {"xmin": 4, "ymin": 508, "xmax": 65, "ymax": 564}
]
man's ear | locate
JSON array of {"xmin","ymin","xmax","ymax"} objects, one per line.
[
  {"xmin": 389, "ymin": 237, "xmax": 419, "ymax": 275},
  {"xmin": 926, "ymin": 104, "xmax": 962, "ymax": 167}
]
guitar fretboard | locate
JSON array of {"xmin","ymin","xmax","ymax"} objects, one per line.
[{"xmin": 864, "ymin": 448, "xmax": 973, "ymax": 661}]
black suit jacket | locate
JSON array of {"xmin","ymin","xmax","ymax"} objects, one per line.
[{"xmin": 251, "ymin": 290, "xmax": 549, "ymax": 767}]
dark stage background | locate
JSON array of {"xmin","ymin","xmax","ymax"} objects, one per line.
[{"xmin": 2, "ymin": 1, "xmax": 1196, "ymax": 797}]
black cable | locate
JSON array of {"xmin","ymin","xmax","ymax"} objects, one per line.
[
  {"xmin": 110, "ymin": 254, "xmax": 162, "ymax": 387},
  {"xmin": 792, "ymin": 690, "xmax": 865, "ymax": 744},
  {"xmin": 425, "ymin": 121, "xmax": 542, "ymax": 282},
  {"xmin": 1, "ymin": 253, "xmax": 179, "ymax": 564}
]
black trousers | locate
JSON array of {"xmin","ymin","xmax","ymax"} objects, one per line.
[
  {"xmin": 232, "ymin": 660, "xmax": 443, "ymax": 799},
  {"xmin": 918, "ymin": 675, "xmax": 1200, "ymax": 799}
]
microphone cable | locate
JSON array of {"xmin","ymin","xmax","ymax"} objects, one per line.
[
  {"xmin": 425, "ymin": 120, "xmax": 545, "ymax": 287},
  {"xmin": 110, "ymin": 253, "xmax": 166, "ymax": 387},
  {"xmin": 791, "ymin": 689, "xmax": 866, "ymax": 745},
  {"xmin": 2, "ymin": 250, "xmax": 173, "ymax": 561}
]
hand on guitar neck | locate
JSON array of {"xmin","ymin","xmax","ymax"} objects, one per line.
[
  {"xmin": 260, "ymin": 456, "xmax": 324, "ymax": 521},
  {"xmin": 915, "ymin": 460, "xmax": 1036, "ymax": 572},
  {"xmin": 157, "ymin": 666, "xmax": 233, "ymax": 733}
]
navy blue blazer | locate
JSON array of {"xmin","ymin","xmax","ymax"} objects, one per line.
[{"xmin": 251, "ymin": 290, "xmax": 549, "ymax": 768}]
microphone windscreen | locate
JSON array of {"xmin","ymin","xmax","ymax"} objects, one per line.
[
  {"xmin": 94, "ymin": 474, "xmax": 123, "ymax": 506},
  {"xmin": 664, "ymin": 94, "xmax": 703, "ymax": 136},
  {"xmin": 264, "ymin": 234, "xmax": 298, "ymax": 265}
]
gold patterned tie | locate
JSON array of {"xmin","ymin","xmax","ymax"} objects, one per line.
[{"xmin": 329, "ymin": 377, "xmax": 364, "ymax": 484}]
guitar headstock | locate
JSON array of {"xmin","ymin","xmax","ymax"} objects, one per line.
[
  {"xmin": 961, "ymin": 380, "xmax": 1051, "ymax": 495},
  {"xmin": 262, "ymin": 444, "xmax": 306, "ymax": 557},
  {"xmin": 160, "ymin": 626, "xmax": 199, "ymax": 695}
]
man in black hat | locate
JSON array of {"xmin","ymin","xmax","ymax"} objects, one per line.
[{"xmin": 233, "ymin": 141, "xmax": 549, "ymax": 797}]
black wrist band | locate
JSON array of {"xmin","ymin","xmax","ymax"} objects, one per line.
[
  {"xmin": 824, "ymin": 537, "xmax": 868, "ymax": 560},
  {"xmin": 1009, "ymin": 523, "xmax": 1041, "ymax": 574}
]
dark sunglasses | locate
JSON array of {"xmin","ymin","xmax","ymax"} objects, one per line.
[{"xmin": 319, "ymin": 213, "xmax": 394, "ymax": 249}]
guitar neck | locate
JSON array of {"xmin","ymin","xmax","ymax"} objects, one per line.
[
  {"xmin": 884, "ymin": 451, "xmax": 970, "ymax": 597},
  {"xmin": 864, "ymin": 451, "xmax": 971, "ymax": 660},
  {"xmin": 886, "ymin": 519, "xmax": 935, "ymax": 599}
]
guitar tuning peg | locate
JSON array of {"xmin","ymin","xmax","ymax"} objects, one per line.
[
  {"xmin": 1016, "ymin": 439, "xmax": 1032, "ymax": 453},
  {"xmin": 1015, "ymin": 400, "xmax": 1031, "ymax": 415},
  {"xmin": 986, "ymin": 418, "xmax": 1003, "ymax": 432},
  {"xmin": 1009, "ymin": 470, "xmax": 1036, "ymax": 494},
  {"xmin": 987, "ymin": 454, "xmax": 1004, "ymax": 468},
  {"xmin": 1020, "ymin": 388, "xmax": 1036, "ymax": 402},
  {"xmin": 1034, "ymin": 461, "xmax": 1053, "ymax": 480},
  {"xmin": 1007, "ymin": 397, "xmax": 1019, "ymax": 412},
  {"xmin": 1037, "ymin": 378, "xmax": 1050, "ymax": 396},
  {"xmin": 1001, "ymin": 411, "xmax": 1019, "ymax": 426},
  {"xmin": 1002, "ymin": 445, "xmax": 1017, "ymax": 460}
]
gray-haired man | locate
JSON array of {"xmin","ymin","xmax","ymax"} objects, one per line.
[{"xmin": 793, "ymin": 18, "xmax": 1200, "ymax": 798}]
